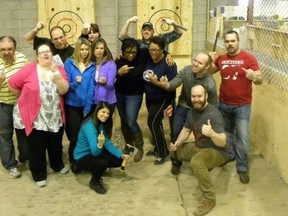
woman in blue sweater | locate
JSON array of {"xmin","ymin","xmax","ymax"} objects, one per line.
[
  {"xmin": 74, "ymin": 102, "xmax": 129, "ymax": 194},
  {"xmin": 64, "ymin": 38, "xmax": 96, "ymax": 164}
]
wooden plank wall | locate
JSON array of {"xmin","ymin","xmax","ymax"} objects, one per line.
[
  {"xmin": 137, "ymin": 0, "xmax": 193, "ymax": 56},
  {"xmin": 37, "ymin": 0, "xmax": 95, "ymax": 45}
]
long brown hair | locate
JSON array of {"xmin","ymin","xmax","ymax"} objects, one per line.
[{"xmin": 91, "ymin": 38, "xmax": 113, "ymax": 62}]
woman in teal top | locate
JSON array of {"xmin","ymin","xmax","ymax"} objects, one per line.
[{"xmin": 73, "ymin": 102, "xmax": 129, "ymax": 194}]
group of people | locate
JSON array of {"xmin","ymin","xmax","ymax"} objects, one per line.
[{"xmin": 0, "ymin": 14, "xmax": 263, "ymax": 216}]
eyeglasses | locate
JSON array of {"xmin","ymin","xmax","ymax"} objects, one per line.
[
  {"xmin": 38, "ymin": 50, "xmax": 51, "ymax": 55},
  {"xmin": 148, "ymin": 48, "xmax": 161, "ymax": 53}
]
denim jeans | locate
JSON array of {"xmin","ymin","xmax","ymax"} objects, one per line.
[
  {"xmin": 116, "ymin": 93, "xmax": 143, "ymax": 135},
  {"xmin": 172, "ymin": 105, "xmax": 190, "ymax": 140},
  {"xmin": 218, "ymin": 102, "xmax": 251, "ymax": 172},
  {"xmin": 0, "ymin": 103, "xmax": 18, "ymax": 169},
  {"xmin": 172, "ymin": 142, "xmax": 227, "ymax": 201}
]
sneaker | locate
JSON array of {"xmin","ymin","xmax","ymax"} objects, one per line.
[
  {"xmin": 238, "ymin": 171, "xmax": 250, "ymax": 184},
  {"xmin": 36, "ymin": 180, "xmax": 47, "ymax": 187},
  {"xmin": 193, "ymin": 198, "xmax": 216, "ymax": 216},
  {"xmin": 153, "ymin": 157, "xmax": 167, "ymax": 165},
  {"xmin": 89, "ymin": 178, "xmax": 107, "ymax": 195},
  {"xmin": 171, "ymin": 165, "xmax": 181, "ymax": 177},
  {"xmin": 146, "ymin": 149, "xmax": 158, "ymax": 157},
  {"xmin": 9, "ymin": 167, "xmax": 21, "ymax": 179},
  {"xmin": 59, "ymin": 166, "xmax": 69, "ymax": 174}
]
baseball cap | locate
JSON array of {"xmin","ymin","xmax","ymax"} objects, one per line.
[{"xmin": 142, "ymin": 22, "xmax": 154, "ymax": 30}]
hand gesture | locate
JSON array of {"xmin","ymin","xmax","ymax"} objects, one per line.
[
  {"xmin": 35, "ymin": 21, "xmax": 45, "ymax": 31},
  {"xmin": 119, "ymin": 65, "xmax": 134, "ymax": 75},
  {"xmin": 97, "ymin": 130, "xmax": 105, "ymax": 148},
  {"xmin": 242, "ymin": 67, "xmax": 256, "ymax": 81},
  {"xmin": 202, "ymin": 119, "xmax": 214, "ymax": 137},
  {"xmin": 76, "ymin": 76, "xmax": 82, "ymax": 83},
  {"xmin": 99, "ymin": 76, "xmax": 107, "ymax": 85},
  {"xmin": 127, "ymin": 16, "xmax": 138, "ymax": 24}
]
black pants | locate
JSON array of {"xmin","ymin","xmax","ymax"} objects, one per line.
[
  {"xmin": 27, "ymin": 127, "xmax": 65, "ymax": 181},
  {"xmin": 75, "ymin": 148, "xmax": 122, "ymax": 180},
  {"xmin": 146, "ymin": 97, "xmax": 171, "ymax": 158},
  {"xmin": 65, "ymin": 105, "xmax": 84, "ymax": 163},
  {"xmin": 15, "ymin": 129, "xmax": 29, "ymax": 163}
]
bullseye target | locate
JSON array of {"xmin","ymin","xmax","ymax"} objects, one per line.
[
  {"xmin": 148, "ymin": 9, "xmax": 182, "ymax": 35},
  {"xmin": 48, "ymin": 10, "xmax": 84, "ymax": 43}
]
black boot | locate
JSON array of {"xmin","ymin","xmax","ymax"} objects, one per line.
[
  {"xmin": 133, "ymin": 132, "xmax": 144, "ymax": 162},
  {"xmin": 89, "ymin": 177, "xmax": 107, "ymax": 194}
]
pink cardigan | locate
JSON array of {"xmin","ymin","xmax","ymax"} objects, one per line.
[{"xmin": 8, "ymin": 62, "xmax": 67, "ymax": 136}]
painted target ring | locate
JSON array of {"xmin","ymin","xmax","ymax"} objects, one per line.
[
  {"xmin": 149, "ymin": 9, "xmax": 182, "ymax": 35},
  {"xmin": 48, "ymin": 10, "xmax": 84, "ymax": 42}
]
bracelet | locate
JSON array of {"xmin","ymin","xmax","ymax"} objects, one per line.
[{"xmin": 97, "ymin": 144, "xmax": 103, "ymax": 149}]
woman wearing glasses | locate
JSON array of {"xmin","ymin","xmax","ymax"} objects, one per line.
[{"xmin": 8, "ymin": 43, "xmax": 69, "ymax": 187}]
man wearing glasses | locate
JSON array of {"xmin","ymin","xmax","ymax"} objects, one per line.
[
  {"xmin": 0, "ymin": 36, "xmax": 29, "ymax": 179},
  {"xmin": 24, "ymin": 21, "xmax": 74, "ymax": 65}
]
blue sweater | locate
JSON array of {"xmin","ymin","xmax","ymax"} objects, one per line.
[
  {"xmin": 64, "ymin": 58, "xmax": 96, "ymax": 115},
  {"xmin": 74, "ymin": 118, "xmax": 123, "ymax": 160}
]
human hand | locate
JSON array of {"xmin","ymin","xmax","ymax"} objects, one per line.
[
  {"xmin": 170, "ymin": 142, "xmax": 178, "ymax": 152},
  {"xmin": 97, "ymin": 130, "xmax": 105, "ymax": 148},
  {"xmin": 242, "ymin": 68, "xmax": 256, "ymax": 81},
  {"xmin": 202, "ymin": 119, "xmax": 214, "ymax": 137},
  {"xmin": 76, "ymin": 76, "xmax": 82, "ymax": 83},
  {"xmin": 164, "ymin": 104, "xmax": 173, "ymax": 117},
  {"xmin": 160, "ymin": 75, "xmax": 169, "ymax": 88},
  {"xmin": 99, "ymin": 76, "xmax": 107, "ymax": 85},
  {"xmin": 83, "ymin": 23, "xmax": 91, "ymax": 34},
  {"xmin": 208, "ymin": 51, "xmax": 217, "ymax": 61},
  {"xmin": 119, "ymin": 65, "xmax": 135, "ymax": 75},
  {"xmin": 35, "ymin": 21, "xmax": 45, "ymax": 31},
  {"xmin": 127, "ymin": 16, "xmax": 138, "ymax": 24},
  {"xmin": 122, "ymin": 154, "xmax": 129, "ymax": 160},
  {"xmin": 165, "ymin": 54, "xmax": 175, "ymax": 66},
  {"xmin": 162, "ymin": 18, "xmax": 174, "ymax": 25}
]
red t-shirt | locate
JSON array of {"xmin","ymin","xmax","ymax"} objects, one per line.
[{"xmin": 215, "ymin": 50, "xmax": 260, "ymax": 105}]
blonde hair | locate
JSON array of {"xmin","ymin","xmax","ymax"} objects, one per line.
[{"xmin": 72, "ymin": 38, "xmax": 92, "ymax": 66}]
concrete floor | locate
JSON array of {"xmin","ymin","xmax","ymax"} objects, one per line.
[{"xmin": 1, "ymin": 58, "xmax": 288, "ymax": 216}]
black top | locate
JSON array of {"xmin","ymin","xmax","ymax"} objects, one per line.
[{"xmin": 33, "ymin": 36, "xmax": 74, "ymax": 63}]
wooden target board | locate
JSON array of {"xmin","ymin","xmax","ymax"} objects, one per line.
[
  {"xmin": 137, "ymin": 0, "xmax": 193, "ymax": 56},
  {"xmin": 37, "ymin": 0, "xmax": 95, "ymax": 45}
]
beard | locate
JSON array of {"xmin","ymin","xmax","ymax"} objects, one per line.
[{"xmin": 192, "ymin": 97, "xmax": 207, "ymax": 111}]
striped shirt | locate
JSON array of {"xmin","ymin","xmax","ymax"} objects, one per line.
[{"xmin": 0, "ymin": 52, "xmax": 29, "ymax": 104}]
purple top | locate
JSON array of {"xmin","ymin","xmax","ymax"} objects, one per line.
[{"xmin": 94, "ymin": 60, "xmax": 117, "ymax": 105}]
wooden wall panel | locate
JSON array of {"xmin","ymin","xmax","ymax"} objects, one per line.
[
  {"xmin": 38, "ymin": 0, "xmax": 95, "ymax": 45},
  {"xmin": 137, "ymin": 0, "xmax": 193, "ymax": 56}
]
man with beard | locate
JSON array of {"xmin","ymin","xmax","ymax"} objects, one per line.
[
  {"xmin": 169, "ymin": 84, "xmax": 234, "ymax": 216},
  {"xmin": 209, "ymin": 30, "xmax": 263, "ymax": 184}
]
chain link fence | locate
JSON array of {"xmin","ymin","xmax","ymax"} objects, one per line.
[{"xmin": 208, "ymin": 0, "xmax": 288, "ymax": 91}]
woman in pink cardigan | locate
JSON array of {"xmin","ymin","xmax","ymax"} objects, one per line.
[{"xmin": 8, "ymin": 44, "xmax": 69, "ymax": 188}]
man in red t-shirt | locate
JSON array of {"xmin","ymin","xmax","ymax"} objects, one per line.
[{"xmin": 209, "ymin": 30, "xmax": 263, "ymax": 184}]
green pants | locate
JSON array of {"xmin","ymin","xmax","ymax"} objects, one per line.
[{"xmin": 173, "ymin": 142, "xmax": 227, "ymax": 201}]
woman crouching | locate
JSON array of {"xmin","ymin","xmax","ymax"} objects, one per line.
[{"xmin": 73, "ymin": 102, "xmax": 129, "ymax": 194}]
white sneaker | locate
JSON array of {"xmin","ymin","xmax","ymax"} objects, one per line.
[
  {"xmin": 9, "ymin": 167, "xmax": 21, "ymax": 179},
  {"xmin": 36, "ymin": 180, "xmax": 47, "ymax": 187},
  {"xmin": 59, "ymin": 166, "xmax": 69, "ymax": 174}
]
